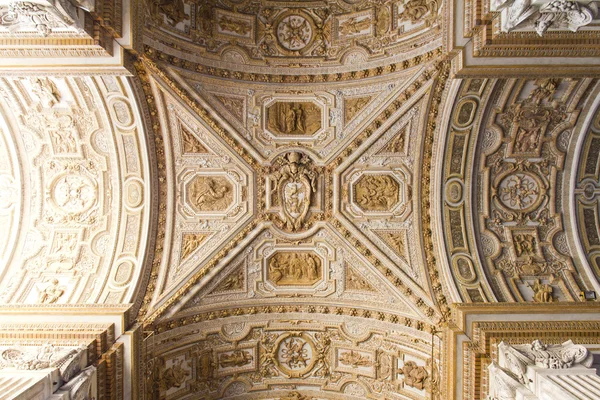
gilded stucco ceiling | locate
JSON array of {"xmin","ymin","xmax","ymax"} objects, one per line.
[
  {"xmin": 0, "ymin": 0, "xmax": 600, "ymax": 398},
  {"xmin": 0, "ymin": 76, "xmax": 154, "ymax": 305},
  {"xmin": 136, "ymin": 57, "xmax": 450, "ymax": 398},
  {"xmin": 144, "ymin": 0, "xmax": 444, "ymax": 73}
]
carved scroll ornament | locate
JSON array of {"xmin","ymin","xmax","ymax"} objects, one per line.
[
  {"xmin": 493, "ymin": 0, "xmax": 595, "ymax": 35},
  {"xmin": 0, "ymin": 1, "xmax": 84, "ymax": 36},
  {"xmin": 498, "ymin": 339, "xmax": 592, "ymax": 384}
]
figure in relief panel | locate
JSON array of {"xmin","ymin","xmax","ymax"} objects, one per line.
[
  {"xmin": 148, "ymin": 0, "xmax": 186, "ymax": 25},
  {"xmin": 267, "ymin": 102, "xmax": 321, "ymax": 136},
  {"xmin": 30, "ymin": 77, "xmax": 61, "ymax": 107},
  {"xmin": 399, "ymin": 361, "xmax": 429, "ymax": 390},
  {"xmin": 161, "ymin": 359, "xmax": 190, "ymax": 390},
  {"xmin": 188, "ymin": 176, "xmax": 233, "ymax": 212},
  {"xmin": 354, "ymin": 175, "xmax": 399, "ymax": 211},
  {"xmin": 37, "ymin": 278, "xmax": 65, "ymax": 304},
  {"xmin": 219, "ymin": 351, "xmax": 253, "ymax": 368},
  {"xmin": 526, "ymin": 279, "xmax": 554, "ymax": 302},
  {"xmin": 268, "ymin": 252, "xmax": 321, "ymax": 286}
]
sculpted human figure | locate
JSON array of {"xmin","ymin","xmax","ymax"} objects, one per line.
[
  {"xmin": 149, "ymin": 0, "xmax": 186, "ymax": 25},
  {"xmin": 219, "ymin": 351, "xmax": 253, "ymax": 368},
  {"xmin": 526, "ymin": 279, "xmax": 553, "ymax": 303},
  {"xmin": 38, "ymin": 278, "xmax": 65, "ymax": 304},
  {"xmin": 161, "ymin": 359, "xmax": 189, "ymax": 390},
  {"xmin": 400, "ymin": 361, "xmax": 429, "ymax": 390},
  {"xmin": 30, "ymin": 77, "xmax": 61, "ymax": 107}
]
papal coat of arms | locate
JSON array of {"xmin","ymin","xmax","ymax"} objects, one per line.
[{"xmin": 270, "ymin": 152, "xmax": 317, "ymax": 231}]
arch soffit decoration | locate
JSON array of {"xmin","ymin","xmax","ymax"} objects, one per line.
[{"xmin": 0, "ymin": 75, "xmax": 156, "ymax": 308}]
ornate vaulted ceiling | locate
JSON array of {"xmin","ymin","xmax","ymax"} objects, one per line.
[{"xmin": 1, "ymin": 0, "xmax": 600, "ymax": 398}]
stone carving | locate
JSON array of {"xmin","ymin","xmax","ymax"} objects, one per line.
[
  {"xmin": 513, "ymin": 233, "xmax": 537, "ymax": 257},
  {"xmin": 277, "ymin": 335, "xmax": 312, "ymax": 371},
  {"xmin": 271, "ymin": 152, "xmax": 317, "ymax": 231},
  {"xmin": 276, "ymin": 15, "xmax": 313, "ymax": 51},
  {"xmin": 37, "ymin": 279, "xmax": 65, "ymax": 304},
  {"xmin": 380, "ymin": 126, "xmax": 408, "ymax": 154},
  {"xmin": 399, "ymin": 0, "xmax": 439, "ymax": 24},
  {"xmin": 218, "ymin": 16, "xmax": 251, "ymax": 36},
  {"xmin": 145, "ymin": 0, "xmax": 441, "ymax": 68},
  {"xmin": 497, "ymin": 173, "xmax": 542, "ymax": 212},
  {"xmin": 180, "ymin": 233, "xmax": 207, "ymax": 261},
  {"xmin": 280, "ymin": 392, "xmax": 309, "ymax": 400},
  {"xmin": 50, "ymin": 128, "xmax": 77, "ymax": 154},
  {"xmin": 345, "ymin": 267, "xmax": 376, "ymax": 291},
  {"xmin": 488, "ymin": 362, "xmax": 522, "ymax": 400},
  {"xmin": 499, "ymin": 340, "xmax": 592, "ymax": 384},
  {"xmin": 535, "ymin": 0, "xmax": 594, "ymax": 35},
  {"xmin": 30, "ymin": 77, "xmax": 61, "ymax": 107},
  {"xmin": 214, "ymin": 95, "xmax": 245, "ymax": 122},
  {"xmin": 187, "ymin": 176, "xmax": 233, "ymax": 212},
  {"xmin": 181, "ymin": 127, "xmax": 208, "ymax": 153},
  {"xmin": 56, "ymin": 366, "xmax": 95, "ymax": 399},
  {"xmin": 528, "ymin": 78, "xmax": 559, "ymax": 105},
  {"xmin": 148, "ymin": 0, "xmax": 187, "ymax": 26},
  {"xmin": 526, "ymin": 279, "xmax": 553, "ymax": 302},
  {"xmin": 497, "ymin": 0, "xmax": 594, "ymax": 34},
  {"xmin": 339, "ymin": 351, "xmax": 374, "ymax": 368},
  {"xmin": 149, "ymin": 319, "xmax": 438, "ymax": 398},
  {"xmin": 339, "ymin": 16, "xmax": 371, "ymax": 36},
  {"xmin": 161, "ymin": 359, "xmax": 190, "ymax": 390},
  {"xmin": 496, "ymin": 0, "xmax": 537, "ymax": 32},
  {"xmin": 344, "ymin": 96, "xmax": 372, "ymax": 124},
  {"xmin": 0, "ymin": 1, "xmax": 79, "ymax": 36},
  {"xmin": 266, "ymin": 102, "xmax": 321, "ymax": 136},
  {"xmin": 268, "ymin": 252, "xmax": 322, "ymax": 286},
  {"xmin": 219, "ymin": 351, "xmax": 253, "ymax": 368},
  {"xmin": 0, "ymin": 344, "xmax": 83, "ymax": 373},
  {"xmin": 51, "ymin": 174, "xmax": 97, "ymax": 214},
  {"xmin": 354, "ymin": 175, "xmax": 399, "ymax": 212},
  {"xmin": 211, "ymin": 266, "xmax": 244, "ymax": 293},
  {"xmin": 399, "ymin": 361, "xmax": 429, "ymax": 390}
]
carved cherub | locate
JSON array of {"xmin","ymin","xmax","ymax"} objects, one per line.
[
  {"xmin": 30, "ymin": 77, "xmax": 61, "ymax": 108},
  {"xmin": 37, "ymin": 278, "xmax": 65, "ymax": 304},
  {"xmin": 526, "ymin": 279, "xmax": 554, "ymax": 303},
  {"xmin": 400, "ymin": 360, "xmax": 429, "ymax": 390},
  {"xmin": 161, "ymin": 358, "xmax": 190, "ymax": 390}
]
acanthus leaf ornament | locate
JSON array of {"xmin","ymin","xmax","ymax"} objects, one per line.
[
  {"xmin": 535, "ymin": 0, "xmax": 594, "ymax": 36},
  {"xmin": 495, "ymin": 0, "xmax": 595, "ymax": 34}
]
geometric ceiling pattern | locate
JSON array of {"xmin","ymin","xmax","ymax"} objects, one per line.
[
  {"xmin": 1, "ymin": 0, "xmax": 600, "ymax": 398},
  {"xmin": 136, "ymin": 59, "xmax": 449, "ymax": 398}
]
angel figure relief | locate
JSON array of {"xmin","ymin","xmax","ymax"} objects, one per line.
[{"xmin": 271, "ymin": 152, "xmax": 317, "ymax": 231}]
